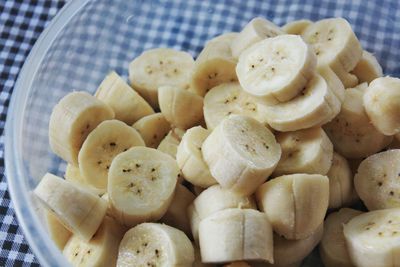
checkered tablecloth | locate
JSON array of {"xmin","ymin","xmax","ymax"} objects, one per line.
[{"xmin": 0, "ymin": 0, "xmax": 400, "ymax": 266}]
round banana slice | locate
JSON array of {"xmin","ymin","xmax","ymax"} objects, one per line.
[
  {"xmin": 176, "ymin": 126, "xmax": 217, "ymax": 188},
  {"xmin": 78, "ymin": 120, "xmax": 145, "ymax": 191},
  {"xmin": 63, "ymin": 216, "xmax": 124, "ymax": 267},
  {"xmin": 202, "ymin": 115, "xmax": 281, "ymax": 196},
  {"xmin": 236, "ymin": 34, "xmax": 316, "ymax": 103},
  {"xmin": 363, "ymin": 76, "xmax": 400, "ymax": 135},
  {"xmin": 129, "ymin": 48, "xmax": 195, "ymax": 108},
  {"xmin": 64, "ymin": 164, "xmax": 103, "ymax": 196},
  {"xmin": 94, "ymin": 71, "xmax": 154, "ymax": 125},
  {"xmin": 158, "ymin": 86, "xmax": 204, "ymax": 129},
  {"xmin": 282, "ymin": 19, "xmax": 313, "ymax": 35},
  {"xmin": 157, "ymin": 128, "xmax": 185, "ymax": 158},
  {"xmin": 203, "ymin": 82, "xmax": 270, "ymax": 130},
  {"xmin": 323, "ymin": 88, "xmax": 392, "ymax": 158},
  {"xmin": 301, "ymin": 17, "xmax": 362, "ymax": 75},
  {"xmin": 354, "ymin": 150, "xmax": 400, "ymax": 210},
  {"xmin": 231, "ymin": 17, "xmax": 284, "ymax": 58},
  {"xmin": 108, "ymin": 147, "xmax": 179, "ymax": 227},
  {"xmin": 343, "ymin": 208, "xmax": 400, "ymax": 267},
  {"xmin": 320, "ymin": 208, "xmax": 362, "ymax": 267},
  {"xmin": 49, "ymin": 91, "xmax": 114, "ymax": 165},
  {"xmin": 34, "ymin": 173, "xmax": 107, "ymax": 241},
  {"xmin": 45, "ymin": 210, "xmax": 71, "ymax": 250},
  {"xmin": 190, "ymin": 33, "xmax": 238, "ymax": 96},
  {"xmin": 327, "ymin": 152, "xmax": 353, "ymax": 209},
  {"xmin": 199, "ymin": 208, "xmax": 273, "ymax": 263},
  {"xmin": 132, "ymin": 113, "xmax": 171, "ymax": 148},
  {"xmin": 351, "ymin": 50, "xmax": 383, "ymax": 83},
  {"xmin": 117, "ymin": 223, "xmax": 194, "ymax": 267},
  {"xmin": 273, "ymin": 127, "xmax": 333, "ymax": 176},
  {"xmin": 318, "ymin": 66, "xmax": 345, "ymax": 102},
  {"xmin": 255, "ymin": 173, "xmax": 329, "ymax": 240},
  {"xmin": 160, "ymin": 184, "xmax": 195, "ymax": 236},
  {"xmin": 263, "ymin": 74, "xmax": 341, "ymax": 132}
]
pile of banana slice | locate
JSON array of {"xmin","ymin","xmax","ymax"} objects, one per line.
[{"xmin": 34, "ymin": 16, "xmax": 400, "ymax": 267}]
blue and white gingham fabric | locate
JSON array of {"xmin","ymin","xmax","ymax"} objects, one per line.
[{"xmin": 1, "ymin": 0, "xmax": 399, "ymax": 266}]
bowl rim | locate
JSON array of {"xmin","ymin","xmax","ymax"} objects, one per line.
[{"xmin": 4, "ymin": 0, "xmax": 91, "ymax": 266}]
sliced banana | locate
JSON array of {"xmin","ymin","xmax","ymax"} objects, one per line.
[
  {"xmin": 117, "ymin": 223, "xmax": 194, "ymax": 267},
  {"xmin": 34, "ymin": 173, "xmax": 107, "ymax": 241},
  {"xmin": 157, "ymin": 128, "xmax": 185, "ymax": 158},
  {"xmin": 160, "ymin": 184, "xmax": 195, "ymax": 236},
  {"xmin": 78, "ymin": 120, "xmax": 145, "ymax": 191},
  {"xmin": 63, "ymin": 216, "xmax": 125, "ymax": 267},
  {"xmin": 231, "ymin": 17, "xmax": 284, "ymax": 58},
  {"xmin": 203, "ymin": 82, "xmax": 270, "ymax": 130},
  {"xmin": 354, "ymin": 149, "xmax": 400, "ymax": 210},
  {"xmin": 327, "ymin": 152, "xmax": 354, "ymax": 209},
  {"xmin": 129, "ymin": 48, "xmax": 195, "ymax": 108},
  {"xmin": 263, "ymin": 74, "xmax": 341, "ymax": 132},
  {"xmin": 320, "ymin": 208, "xmax": 362, "ymax": 267},
  {"xmin": 343, "ymin": 208, "xmax": 400, "ymax": 267},
  {"xmin": 301, "ymin": 18, "xmax": 362, "ymax": 77},
  {"xmin": 94, "ymin": 71, "xmax": 154, "ymax": 125},
  {"xmin": 351, "ymin": 50, "xmax": 383, "ymax": 83},
  {"xmin": 176, "ymin": 126, "xmax": 217, "ymax": 188},
  {"xmin": 158, "ymin": 85, "xmax": 204, "ymax": 129},
  {"xmin": 318, "ymin": 65, "xmax": 345, "ymax": 102},
  {"xmin": 202, "ymin": 115, "xmax": 281, "ymax": 196},
  {"xmin": 108, "ymin": 147, "xmax": 179, "ymax": 227},
  {"xmin": 190, "ymin": 33, "xmax": 238, "ymax": 96},
  {"xmin": 199, "ymin": 208, "xmax": 273, "ymax": 263},
  {"xmin": 282, "ymin": 19, "xmax": 313, "ymax": 35},
  {"xmin": 49, "ymin": 91, "xmax": 114, "ymax": 165},
  {"xmin": 323, "ymin": 87, "xmax": 392, "ymax": 158},
  {"xmin": 256, "ymin": 173, "xmax": 329, "ymax": 240},
  {"xmin": 64, "ymin": 164, "xmax": 103, "ymax": 196},
  {"xmin": 132, "ymin": 113, "xmax": 171, "ymax": 148},
  {"xmin": 236, "ymin": 34, "xmax": 316, "ymax": 103},
  {"xmin": 273, "ymin": 127, "xmax": 333, "ymax": 176},
  {"xmin": 363, "ymin": 76, "xmax": 400, "ymax": 135},
  {"xmin": 45, "ymin": 210, "xmax": 72, "ymax": 250}
]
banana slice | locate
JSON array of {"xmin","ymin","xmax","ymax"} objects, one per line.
[
  {"xmin": 301, "ymin": 18, "xmax": 362, "ymax": 77},
  {"xmin": 160, "ymin": 184, "xmax": 195, "ymax": 236},
  {"xmin": 190, "ymin": 33, "xmax": 238, "ymax": 96},
  {"xmin": 202, "ymin": 115, "xmax": 281, "ymax": 196},
  {"xmin": 63, "ymin": 216, "xmax": 125, "ymax": 267},
  {"xmin": 363, "ymin": 76, "xmax": 400, "ymax": 135},
  {"xmin": 282, "ymin": 19, "xmax": 313, "ymax": 35},
  {"xmin": 49, "ymin": 91, "xmax": 114, "ymax": 165},
  {"xmin": 129, "ymin": 48, "xmax": 195, "ymax": 108},
  {"xmin": 94, "ymin": 71, "xmax": 154, "ymax": 125},
  {"xmin": 236, "ymin": 34, "xmax": 316, "ymax": 103},
  {"xmin": 273, "ymin": 127, "xmax": 333, "ymax": 176},
  {"xmin": 45, "ymin": 210, "xmax": 72, "ymax": 250},
  {"xmin": 351, "ymin": 50, "xmax": 383, "ymax": 83},
  {"xmin": 354, "ymin": 149, "xmax": 400, "ymax": 210},
  {"xmin": 255, "ymin": 173, "xmax": 329, "ymax": 240},
  {"xmin": 318, "ymin": 66, "xmax": 345, "ymax": 102},
  {"xmin": 158, "ymin": 86, "xmax": 204, "ymax": 129},
  {"xmin": 78, "ymin": 120, "xmax": 145, "ymax": 191},
  {"xmin": 108, "ymin": 147, "xmax": 179, "ymax": 227},
  {"xmin": 64, "ymin": 164, "xmax": 103, "ymax": 196},
  {"xmin": 117, "ymin": 222, "xmax": 194, "ymax": 267},
  {"xmin": 199, "ymin": 208, "xmax": 273, "ymax": 263},
  {"xmin": 320, "ymin": 208, "xmax": 362, "ymax": 267},
  {"xmin": 132, "ymin": 113, "xmax": 171, "ymax": 148},
  {"xmin": 34, "ymin": 173, "xmax": 107, "ymax": 241},
  {"xmin": 189, "ymin": 184, "xmax": 257, "ymax": 242},
  {"xmin": 263, "ymin": 74, "xmax": 341, "ymax": 132},
  {"xmin": 176, "ymin": 126, "xmax": 217, "ymax": 188},
  {"xmin": 157, "ymin": 128, "xmax": 185, "ymax": 158},
  {"xmin": 327, "ymin": 152, "xmax": 354, "ymax": 209},
  {"xmin": 203, "ymin": 82, "xmax": 270, "ymax": 130},
  {"xmin": 231, "ymin": 17, "xmax": 284, "ymax": 58},
  {"xmin": 343, "ymin": 208, "xmax": 400, "ymax": 267},
  {"xmin": 323, "ymin": 87, "xmax": 392, "ymax": 158}
]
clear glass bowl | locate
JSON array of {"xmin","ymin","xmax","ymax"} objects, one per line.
[{"xmin": 4, "ymin": 0, "xmax": 400, "ymax": 266}]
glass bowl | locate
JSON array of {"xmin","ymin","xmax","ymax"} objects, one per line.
[{"xmin": 4, "ymin": 0, "xmax": 400, "ymax": 266}]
